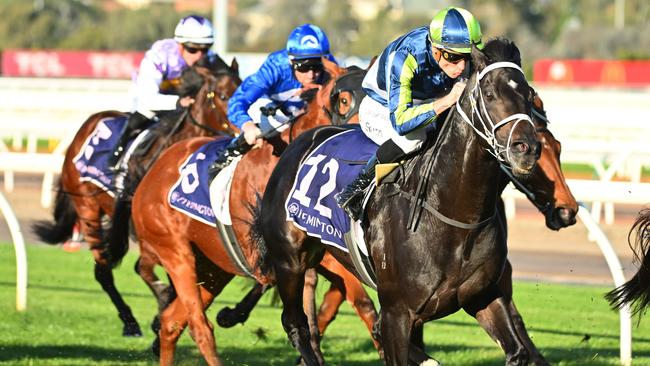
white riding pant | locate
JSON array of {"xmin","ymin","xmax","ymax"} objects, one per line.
[{"xmin": 359, "ymin": 96, "xmax": 427, "ymax": 155}]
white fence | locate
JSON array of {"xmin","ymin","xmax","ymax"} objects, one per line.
[{"xmin": 0, "ymin": 78, "xmax": 649, "ymax": 211}]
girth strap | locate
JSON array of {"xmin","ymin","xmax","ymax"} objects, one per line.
[
  {"xmin": 389, "ymin": 187, "xmax": 496, "ymax": 230},
  {"xmin": 215, "ymin": 221, "xmax": 255, "ymax": 278}
]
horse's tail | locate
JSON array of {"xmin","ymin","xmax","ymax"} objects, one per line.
[
  {"xmin": 606, "ymin": 208, "xmax": 650, "ymax": 315},
  {"xmin": 248, "ymin": 191, "xmax": 272, "ymax": 276},
  {"xmin": 32, "ymin": 179, "xmax": 77, "ymax": 244},
  {"xmin": 106, "ymin": 196, "xmax": 133, "ymax": 268}
]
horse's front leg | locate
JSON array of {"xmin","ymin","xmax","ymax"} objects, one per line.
[
  {"xmin": 465, "ymin": 291, "xmax": 530, "ymax": 366},
  {"xmin": 380, "ymin": 305, "xmax": 413, "ymax": 366},
  {"xmin": 499, "ymin": 261, "xmax": 549, "ymax": 366}
]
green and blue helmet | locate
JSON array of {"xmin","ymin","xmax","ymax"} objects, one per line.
[{"xmin": 429, "ymin": 7, "xmax": 483, "ymax": 54}]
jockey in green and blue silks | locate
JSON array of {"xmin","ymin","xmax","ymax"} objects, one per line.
[
  {"xmin": 336, "ymin": 6, "xmax": 484, "ymax": 221},
  {"xmin": 208, "ymin": 23, "xmax": 337, "ymax": 174}
]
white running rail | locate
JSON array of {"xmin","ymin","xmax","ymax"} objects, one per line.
[{"xmin": 0, "ymin": 190, "xmax": 27, "ymax": 311}]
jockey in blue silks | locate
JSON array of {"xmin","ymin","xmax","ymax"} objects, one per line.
[
  {"xmin": 208, "ymin": 23, "xmax": 337, "ymax": 173},
  {"xmin": 109, "ymin": 15, "xmax": 217, "ymax": 170},
  {"xmin": 335, "ymin": 6, "xmax": 484, "ymax": 221}
]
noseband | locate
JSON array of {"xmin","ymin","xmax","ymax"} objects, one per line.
[{"xmin": 456, "ymin": 62, "xmax": 535, "ymax": 164}]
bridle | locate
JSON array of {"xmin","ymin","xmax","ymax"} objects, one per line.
[
  {"xmin": 456, "ymin": 61, "xmax": 535, "ymax": 165},
  {"xmin": 405, "ymin": 61, "xmax": 537, "ymax": 231},
  {"xmin": 187, "ymin": 70, "xmax": 239, "ymax": 137}
]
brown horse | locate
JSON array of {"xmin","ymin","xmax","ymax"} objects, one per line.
[
  {"xmin": 606, "ymin": 208, "xmax": 650, "ymax": 315},
  {"xmin": 256, "ymin": 39, "xmax": 543, "ymax": 365},
  {"xmin": 32, "ymin": 57, "xmax": 241, "ymax": 337},
  {"xmin": 106, "ymin": 59, "xmax": 379, "ymax": 365}
]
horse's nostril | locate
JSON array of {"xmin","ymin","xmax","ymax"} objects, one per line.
[
  {"xmin": 511, "ymin": 142, "xmax": 529, "ymax": 154},
  {"xmin": 558, "ymin": 207, "xmax": 577, "ymax": 224}
]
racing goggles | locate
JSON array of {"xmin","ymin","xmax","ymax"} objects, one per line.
[
  {"xmin": 292, "ymin": 58, "xmax": 323, "ymax": 73},
  {"xmin": 184, "ymin": 44, "xmax": 211, "ymax": 54},
  {"xmin": 440, "ymin": 49, "xmax": 470, "ymax": 64}
]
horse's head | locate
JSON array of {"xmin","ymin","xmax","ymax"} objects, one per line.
[
  {"xmin": 461, "ymin": 38, "xmax": 540, "ymax": 178},
  {"xmin": 517, "ymin": 92, "xmax": 578, "ymax": 229},
  {"xmin": 328, "ymin": 66, "xmax": 367, "ymax": 125},
  {"xmin": 180, "ymin": 59, "xmax": 241, "ymax": 136},
  {"xmin": 288, "ymin": 59, "xmax": 352, "ymax": 137}
]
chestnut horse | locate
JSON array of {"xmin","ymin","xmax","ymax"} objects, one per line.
[
  {"xmin": 106, "ymin": 60, "xmax": 379, "ymax": 365},
  {"xmin": 225, "ymin": 90, "xmax": 577, "ymax": 365},
  {"xmin": 606, "ymin": 208, "xmax": 650, "ymax": 315},
  {"xmin": 32, "ymin": 57, "xmax": 241, "ymax": 336},
  {"xmin": 256, "ymin": 39, "xmax": 543, "ymax": 365}
]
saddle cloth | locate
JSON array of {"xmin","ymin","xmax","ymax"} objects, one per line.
[
  {"xmin": 285, "ymin": 129, "xmax": 378, "ymax": 251},
  {"xmin": 72, "ymin": 116, "xmax": 151, "ymax": 196},
  {"xmin": 167, "ymin": 138, "xmax": 236, "ymax": 226}
]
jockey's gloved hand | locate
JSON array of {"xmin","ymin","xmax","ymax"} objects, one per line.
[{"xmin": 241, "ymin": 121, "xmax": 263, "ymax": 149}]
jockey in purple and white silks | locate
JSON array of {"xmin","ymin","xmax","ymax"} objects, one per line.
[
  {"xmin": 208, "ymin": 23, "xmax": 337, "ymax": 174},
  {"xmin": 335, "ymin": 6, "xmax": 484, "ymax": 221},
  {"xmin": 109, "ymin": 15, "xmax": 216, "ymax": 170}
]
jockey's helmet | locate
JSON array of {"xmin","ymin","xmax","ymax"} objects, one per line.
[
  {"xmin": 429, "ymin": 7, "xmax": 483, "ymax": 54},
  {"xmin": 174, "ymin": 15, "xmax": 214, "ymax": 45},
  {"xmin": 286, "ymin": 24, "xmax": 329, "ymax": 60}
]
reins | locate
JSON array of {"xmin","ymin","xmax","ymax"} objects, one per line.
[{"xmin": 401, "ymin": 61, "xmax": 535, "ymax": 231}]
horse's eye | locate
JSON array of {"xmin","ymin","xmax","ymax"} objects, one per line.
[
  {"xmin": 341, "ymin": 98, "xmax": 348, "ymax": 105},
  {"xmin": 220, "ymin": 94, "xmax": 228, "ymax": 101},
  {"xmin": 485, "ymin": 91, "xmax": 494, "ymax": 100}
]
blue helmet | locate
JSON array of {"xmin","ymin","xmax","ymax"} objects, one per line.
[{"xmin": 286, "ymin": 24, "xmax": 329, "ymax": 60}]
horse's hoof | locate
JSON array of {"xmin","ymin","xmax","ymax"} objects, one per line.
[
  {"xmin": 122, "ymin": 322, "xmax": 143, "ymax": 337},
  {"xmin": 151, "ymin": 337, "xmax": 160, "ymax": 359},
  {"xmin": 420, "ymin": 360, "xmax": 441, "ymax": 366},
  {"xmin": 420, "ymin": 358, "xmax": 442, "ymax": 366},
  {"xmin": 216, "ymin": 307, "xmax": 246, "ymax": 328},
  {"xmin": 294, "ymin": 355, "xmax": 303, "ymax": 366}
]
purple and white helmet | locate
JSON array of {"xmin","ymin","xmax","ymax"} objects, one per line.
[{"xmin": 174, "ymin": 15, "xmax": 214, "ymax": 45}]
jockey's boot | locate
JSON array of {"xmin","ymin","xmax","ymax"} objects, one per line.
[
  {"xmin": 108, "ymin": 112, "xmax": 150, "ymax": 171},
  {"xmin": 335, "ymin": 155, "xmax": 379, "ymax": 221},
  {"xmin": 208, "ymin": 135, "xmax": 252, "ymax": 180}
]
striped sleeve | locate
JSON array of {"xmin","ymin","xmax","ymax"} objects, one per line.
[{"xmin": 388, "ymin": 51, "xmax": 437, "ymax": 136}]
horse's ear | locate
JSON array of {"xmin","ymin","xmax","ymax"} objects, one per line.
[
  {"xmin": 230, "ymin": 58, "xmax": 239, "ymax": 74},
  {"xmin": 366, "ymin": 55, "xmax": 378, "ymax": 70},
  {"xmin": 322, "ymin": 57, "xmax": 342, "ymax": 78},
  {"xmin": 471, "ymin": 44, "xmax": 488, "ymax": 72}
]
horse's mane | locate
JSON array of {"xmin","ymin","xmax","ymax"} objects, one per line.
[
  {"xmin": 178, "ymin": 54, "xmax": 237, "ymax": 98},
  {"xmin": 482, "ymin": 37, "xmax": 522, "ymax": 67}
]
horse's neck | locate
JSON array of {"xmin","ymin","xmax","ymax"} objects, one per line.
[
  {"xmin": 280, "ymin": 101, "xmax": 330, "ymax": 142},
  {"xmin": 422, "ymin": 113, "xmax": 501, "ymax": 221}
]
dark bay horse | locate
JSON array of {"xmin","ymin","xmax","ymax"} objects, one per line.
[
  {"xmin": 606, "ymin": 208, "xmax": 650, "ymax": 315},
  {"xmin": 32, "ymin": 57, "xmax": 240, "ymax": 336},
  {"xmin": 256, "ymin": 39, "xmax": 543, "ymax": 365},
  {"xmin": 107, "ymin": 60, "xmax": 379, "ymax": 365},
  {"xmin": 226, "ymin": 90, "xmax": 577, "ymax": 365}
]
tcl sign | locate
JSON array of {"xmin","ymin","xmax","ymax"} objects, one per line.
[{"xmin": 2, "ymin": 49, "xmax": 144, "ymax": 78}]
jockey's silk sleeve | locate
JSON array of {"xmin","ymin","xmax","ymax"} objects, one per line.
[
  {"xmin": 388, "ymin": 50, "xmax": 437, "ymax": 136},
  {"xmin": 227, "ymin": 57, "xmax": 279, "ymax": 129},
  {"xmin": 134, "ymin": 56, "xmax": 180, "ymax": 113}
]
